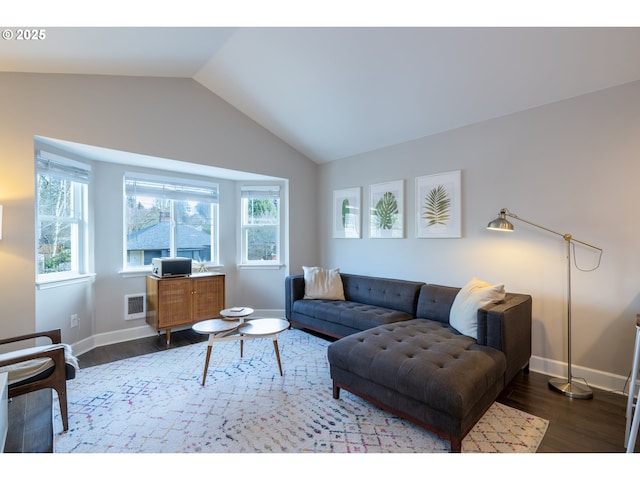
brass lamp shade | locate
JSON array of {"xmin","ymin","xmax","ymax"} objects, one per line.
[{"xmin": 486, "ymin": 210, "xmax": 514, "ymax": 232}]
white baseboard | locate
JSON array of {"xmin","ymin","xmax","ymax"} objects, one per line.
[
  {"xmin": 71, "ymin": 324, "xmax": 160, "ymax": 357},
  {"xmin": 70, "ymin": 309, "xmax": 287, "ymax": 357},
  {"xmin": 530, "ymin": 355, "xmax": 630, "ymax": 397}
]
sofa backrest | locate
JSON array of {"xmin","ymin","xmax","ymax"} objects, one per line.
[
  {"xmin": 340, "ymin": 273, "xmax": 424, "ymax": 315},
  {"xmin": 415, "ymin": 284, "xmax": 460, "ymax": 324}
]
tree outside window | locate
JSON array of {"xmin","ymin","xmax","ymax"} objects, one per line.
[{"xmin": 36, "ymin": 152, "xmax": 89, "ymax": 280}]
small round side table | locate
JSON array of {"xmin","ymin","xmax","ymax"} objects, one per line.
[
  {"xmin": 192, "ymin": 318, "xmax": 241, "ymax": 386},
  {"xmin": 220, "ymin": 307, "xmax": 254, "ymax": 321},
  {"xmin": 238, "ymin": 318, "xmax": 290, "ymax": 376}
]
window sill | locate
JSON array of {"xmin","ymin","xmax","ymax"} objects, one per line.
[
  {"xmin": 119, "ymin": 268, "xmax": 152, "ymax": 278},
  {"xmin": 36, "ymin": 273, "xmax": 96, "ymax": 290},
  {"xmin": 238, "ymin": 263, "xmax": 285, "ymax": 270}
]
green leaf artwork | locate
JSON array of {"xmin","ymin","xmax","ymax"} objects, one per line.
[
  {"xmin": 423, "ymin": 184, "xmax": 451, "ymax": 226},
  {"xmin": 374, "ymin": 191, "xmax": 399, "ymax": 229},
  {"xmin": 341, "ymin": 198, "xmax": 350, "ymax": 227}
]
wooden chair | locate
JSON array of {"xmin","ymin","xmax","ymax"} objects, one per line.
[{"xmin": 0, "ymin": 329, "xmax": 77, "ymax": 432}]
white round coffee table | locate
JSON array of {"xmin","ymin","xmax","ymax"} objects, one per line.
[
  {"xmin": 238, "ymin": 318, "xmax": 290, "ymax": 376},
  {"xmin": 193, "ymin": 318, "xmax": 241, "ymax": 335},
  {"xmin": 220, "ymin": 307, "xmax": 254, "ymax": 321},
  {"xmin": 192, "ymin": 316, "xmax": 290, "ymax": 385},
  {"xmin": 192, "ymin": 318, "xmax": 242, "ymax": 386}
]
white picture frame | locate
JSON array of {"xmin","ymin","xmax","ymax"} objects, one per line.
[
  {"xmin": 333, "ymin": 187, "xmax": 361, "ymax": 238},
  {"xmin": 369, "ymin": 180, "xmax": 404, "ymax": 238},
  {"xmin": 415, "ymin": 170, "xmax": 462, "ymax": 238}
]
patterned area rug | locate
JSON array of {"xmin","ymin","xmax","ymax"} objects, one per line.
[{"xmin": 54, "ymin": 328, "xmax": 548, "ymax": 453}]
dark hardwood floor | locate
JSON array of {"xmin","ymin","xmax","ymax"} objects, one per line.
[
  {"xmin": 499, "ymin": 368, "xmax": 630, "ymax": 453},
  {"xmin": 5, "ymin": 328, "xmax": 635, "ymax": 453}
]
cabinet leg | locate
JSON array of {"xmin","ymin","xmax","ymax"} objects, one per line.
[{"xmin": 166, "ymin": 328, "xmax": 171, "ymax": 345}]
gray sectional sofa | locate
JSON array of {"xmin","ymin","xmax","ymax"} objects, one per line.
[{"xmin": 285, "ymin": 272, "xmax": 532, "ymax": 452}]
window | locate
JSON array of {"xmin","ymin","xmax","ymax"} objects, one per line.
[
  {"xmin": 240, "ymin": 185, "xmax": 281, "ymax": 265},
  {"xmin": 36, "ymin": 151, "xmax": 90, "ymax": 281},
  {"xmin": 124, "ymin": 175, "xmax": 219, "ymax": 269}
]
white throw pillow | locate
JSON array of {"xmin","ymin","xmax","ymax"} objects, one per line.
[
  {"xmin": 450, "ymin": 277, "xmax": 506, "ymax": 339},
  {"xmin": 303, "ymin": 266, "xmax": 345, "ymax": 300}
]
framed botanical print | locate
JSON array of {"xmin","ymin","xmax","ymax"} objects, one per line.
[
  {"xmin": 415, "ymin": 170, "xmax": 461, "ymax": 238},
  {"xmin": 369, "ymin": 180, "xmax": 404, "ymax": 238},
  {"xmin": 333, "ymin": 187, "xmax": 361, "ymax": 238}
]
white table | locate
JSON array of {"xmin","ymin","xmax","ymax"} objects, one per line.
[
  {"xmin": 192, "ymin": 317, "xmax": 290, "ymax": 386},
  {"xmin": 220, "ymin": 307, "xmax": 254, "ymax": 320},
  {"xmin": 238, "ymin": 318, "xmax": 290, "ymax": 376}
]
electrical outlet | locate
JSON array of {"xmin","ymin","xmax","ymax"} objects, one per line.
[{"xmin": 70, "ymin": 314, "xmax": 79, "ymax": 328}]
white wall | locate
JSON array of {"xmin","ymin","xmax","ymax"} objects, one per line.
[
  {"xmin": 319, "ymin": 80, "xmax": 640, "ymax": 391},
  {"xmin": 0, "ymin": 72, "xmax": 318, "ymax": 348}
]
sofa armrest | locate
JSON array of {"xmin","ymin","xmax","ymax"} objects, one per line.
[
  {"xmin": 285, "ymin": 274, "xmax": 305, "ymax": 320},
  {"xmin": 477, "ymin": 293, "xmax": 532, "ymax": 384}
]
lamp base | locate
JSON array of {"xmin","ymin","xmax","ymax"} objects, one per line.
[{"xmin": 548, "ymin": 378, "xmax": 593, "ymax": 399}]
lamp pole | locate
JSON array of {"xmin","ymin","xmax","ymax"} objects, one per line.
[
  {"xmin": 488, "ymin": 209, "xmax": 602, "ymax": 399},
  {"xmin": 546, "ymin": 234, "xmax": 593, "ymax": 399}
]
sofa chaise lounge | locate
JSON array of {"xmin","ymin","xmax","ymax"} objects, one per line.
[{"xmin": 285, "ymin": 271, "xmax": 532, "ymax": 452}]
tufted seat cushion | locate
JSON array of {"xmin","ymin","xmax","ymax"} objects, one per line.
[
  {"xmin": 327, "ymin": 318, "xmax": 506, "ymax": 419},
  {"xmin": 293, "ymin": 299, "xmax": 414, "ymax": 332}
]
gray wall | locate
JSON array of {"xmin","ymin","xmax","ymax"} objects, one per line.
[
  {"xmin": 0, "ymin": 72, "xmax": 318, "ymax": 349},
  {"xmin": 3, "ymin": 70, "xmax": 639, "ymax": 391},
  {"xmin": 319, "ymin": 80, "xmax": 640, "ymax": 391}
]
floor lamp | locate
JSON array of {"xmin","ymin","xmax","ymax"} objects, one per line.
[{"xmin": 487, "ymin": 208, "xmax": 603, "ymax": 399}]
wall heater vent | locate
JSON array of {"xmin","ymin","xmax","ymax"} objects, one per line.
[{"xmin": 125, "ymin": 293, "xmax": 146, "ymax": 320}]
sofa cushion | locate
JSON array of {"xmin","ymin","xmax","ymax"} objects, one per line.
[
  {"xmin": 293, "ymin": 299, "xmax": 414, "ymax": 331},
  {"xmin": 327, "ymin": 319, "xmax": 507, "ymax": 418},
  {"xmin": 302, "ymin": 266, "xmax": 345, "ymax": 300},
  {"xmin": 415, "ymin": 284, "xmax": 460, "ymax": 323},
  {"xmin": 450, "ymin": 278, "xmax": 505, "ymax": 339},
  {"xmin": 340, "ymin": 274, "xmax": 423, "ymax": 314}
]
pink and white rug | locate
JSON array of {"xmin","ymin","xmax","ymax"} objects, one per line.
[{"xmin": 53, "ymin": 328, "xmax": 548, "ymax": 453}]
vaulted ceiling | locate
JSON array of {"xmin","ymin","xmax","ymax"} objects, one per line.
[{"xmin": 3, "ymin": 27, "xmax": 640, "ymax": 163}]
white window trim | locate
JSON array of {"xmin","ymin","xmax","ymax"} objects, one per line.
[
  {"xmin": 35, "ymin": 150, "xmax": 91, "ymax": 283},
  {"xmin": 36, "ymin": 273, "xmax": 96, "ymax": 289},
  {"xmin": 239, "ymin": 184, "xmax": 283, "ymax": 266}
]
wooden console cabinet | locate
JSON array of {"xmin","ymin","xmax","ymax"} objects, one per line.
[{"xmin": 146, "ymin": 273, "xmax": 225, "ymax": 344}]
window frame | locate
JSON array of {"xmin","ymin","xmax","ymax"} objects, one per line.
[
  {"xmin": 35, "ymin": 150, "xmax": 90, "ymax": 283},
  {"xmin": 123, "ymin": 173, "xmax": 219, "ymax": 271},
  {"xmin": 239, "ymin": 185, "xmax": 282, "ymax": 266}
]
